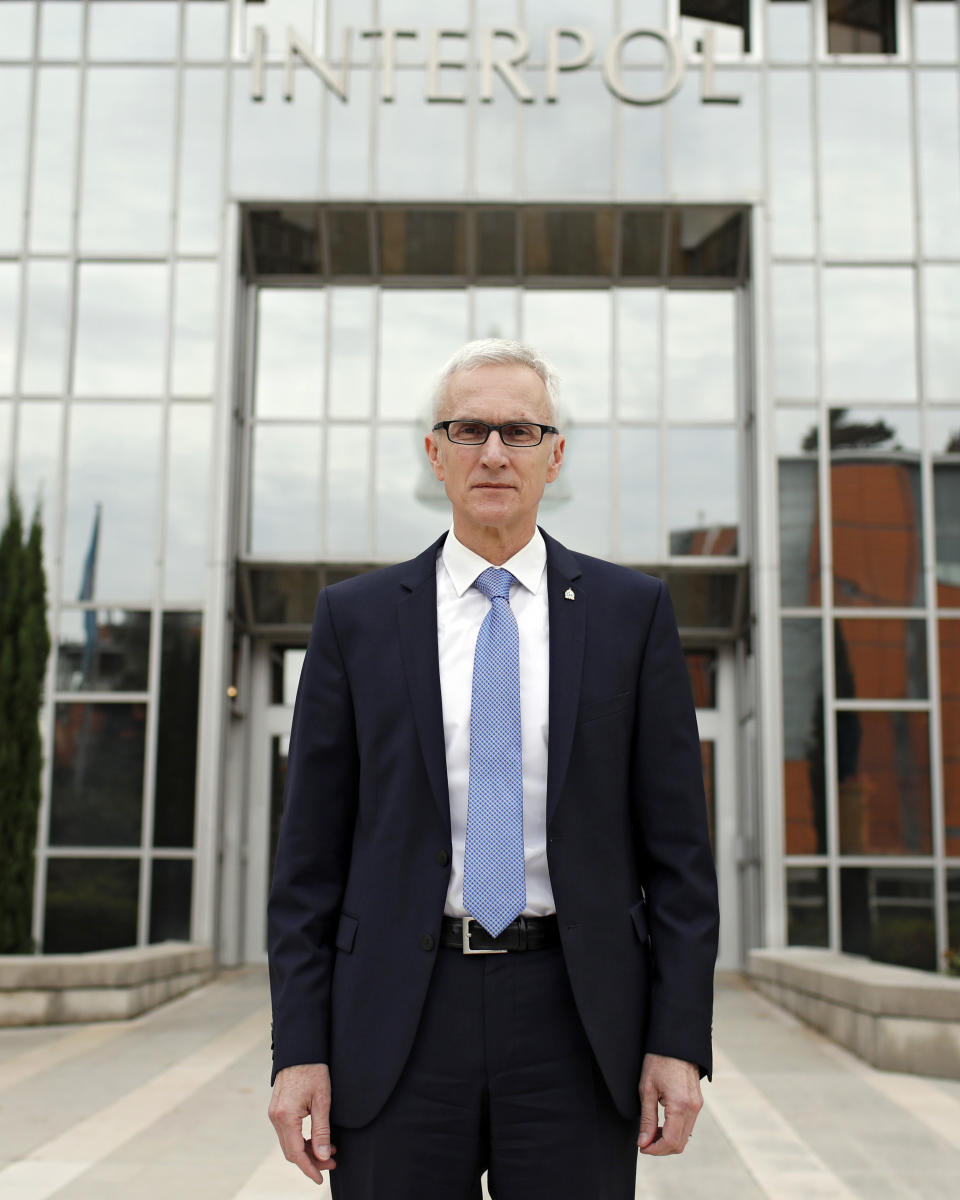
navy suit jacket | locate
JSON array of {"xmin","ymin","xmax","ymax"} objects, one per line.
[{"xmin": 268, "ymin": 529, "xmax": 719, "ymax": 1128}]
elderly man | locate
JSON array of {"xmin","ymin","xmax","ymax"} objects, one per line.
[{"xmin": 268, "ymin": 339, "xmax": 719, "ymax": 1199}]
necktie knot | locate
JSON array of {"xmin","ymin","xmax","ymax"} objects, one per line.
[{"xmin": 474, "ymin": 567, "xmax": 515, "ymax": 603}]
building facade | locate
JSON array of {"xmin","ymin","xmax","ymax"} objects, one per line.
[{"xmin": 0, "ymin": 0, "xmax": 958, "ymax": 971}]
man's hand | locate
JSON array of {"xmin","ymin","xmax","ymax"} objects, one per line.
[
  {"xmin": 636, "ymin": 1052, "xmax": 703, "ymax": 1156},
  {"xmin": 268, "ymin": 1062, "xmax": 337, "ymax": 1184}
]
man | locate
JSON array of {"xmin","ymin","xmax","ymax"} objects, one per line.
[{"xmin": 268, "ymin": 339, "xmax": 719, "ymax": 1198}]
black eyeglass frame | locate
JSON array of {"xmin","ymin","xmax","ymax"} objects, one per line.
[{"xmin": 432, "ymin": 420, "xmax": 560, "ymax": 447}]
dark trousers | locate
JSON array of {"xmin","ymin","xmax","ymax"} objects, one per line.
[{"xmin": 330, "ymin": 944, "xmax": 638, "ymax": 1200}]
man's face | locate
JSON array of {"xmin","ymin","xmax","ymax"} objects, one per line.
[{"xmin": 425, "ymin": 363, "xmax": 565, "ymax": 542}]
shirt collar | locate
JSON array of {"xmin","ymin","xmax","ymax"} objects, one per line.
[{"xmin": 442, "ymin": 527, "xmax": 547, "ymax": 598}]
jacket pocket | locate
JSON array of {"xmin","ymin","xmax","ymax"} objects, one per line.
[
  {"xmin": 335, "ymin": 911, "xmax": 359, "ymax": 953},
  {"xmin": 629, "ymin": 898, "xmax": 649, "ymax": 944},
  {"xmin": 577, "ymin": 689, "xmax": 633, "ymax": 725}
]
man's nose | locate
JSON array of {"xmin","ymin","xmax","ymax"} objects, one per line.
[{"xmin": 480, "ymin": 430, "xmax": 510, "ymax": 464}]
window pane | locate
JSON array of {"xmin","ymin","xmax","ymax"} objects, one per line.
[
  {"xmin": 185, "ymin": 1, "xmax": 228, "ymax": 60},
  {"xmin": 667, "ymin": 427, "xmax": 739, "ymax": 557},
  {"xmin": 827, "ymin": 0, "xmax": 897, "ymax": 54},
  {"xmin": 667, "ymin": 209, "xmax": 743, "ymax": 281},
  {"xmin": 823, "ymin": 269, "xmax": 916, "ymax": 401},
  {"xmin": 787, "ymin": 867, "xmax": 828, "ymax": 948},
  {"xmin": 783, "ymin": 618, "xmax": 826, "ymax": 854},
  {"xmin": 179, "ymin": 69, "xmax": 226, "ymax": 254},
  {"xmin": 830, "ymin": 408, "xmax": 924, "ymax": 608},
  {"xmin": 767, "ymin": 4, "xmax": 811, "ymax": 61},
  {"xmin": 0, "ymin": 67, "xmax": 29, "ymax": 252},
  {"xmin": 0, "ymin": 264, "xmax": 19, "ymax": 394},
  {"xmin": 165, "ymin": 404, "xmax": 212, "ymax": 601},
  {"xmin": 923, "ymin": 266, "xmax": 960, "ymax": 402},
  {"xmin": 255, "ymin": 290, "xmax": 325, "ymax": 419},
  {"xmin": 820, "ymin": 70, "xmax": 912, "ymax": 257},
  {"xmin": 22, "ymin": 261, "xmax": 71, "ymax": 396},
  {"xmin": 941, "ymin": 621, "xmax": 960, "ymax": 856},
  {"xmin": 777, "ymin": 408, "xmax": 820, "ymax": 607},
  {"xmin": 522, "ymin": 291, "xmax": 611, "ymax": 421},
  {"xmin": 621, "ymin": 211, "xmax": 664, "ymax": 278},
  {"xmin": 50, "ymin": 702, "xmax": 147, "ymax": 846},
  {"xmin": 523, "ymin": 210, "xmax": 615, "ymax": 277},
  {"xmin": 837, "ymin": 712, "xmax": 931, "ymax": 855},
  {"xmin": 326, "ymin": 425, "xmax": 371, "ymax": 559},
  {"xmin": 685, "ymin": 649, "xmax": 717, "ymax": 708},
  {"xmin": 542, "ymin": 428, "xmax": 612, "ymax": 560},
  {"xmin": 154, "ymin": 613, "xmax": 202, "ymax": 848},
  {"xmin": 172, "ymin": 263, "xmax": 218, "ymax": 396},
  {"xmin": 150, "ymin": 859, "xmax": 193, "ymax": 942},
  {"xmin": 30, "ymin": 67, "xmax": 80, "ymax": 253},
  {"xmin": 328, "ymin": 288, "xmax": 375, "ymax": 419},
  {"xmin": 618, "ymin": 428, "xmax": 659, "ymax": 562},
  {"xmin": 379, "ymin": 210, "xmax": 467, "ymax": 276},
  {"xmin": 618, "ymin": 290, "xmax": 659, "ymax": 421},
  {"xmin": 74, "ymin": 264, "xmax": 168, "ymax": 397},
  {"xmin": 378, "ymin": 69, "xmax": 467, "ymax": 198},
  {"xmin": 328, "ymin": 210, "xmax": 372, "ymax": 276},
  {"xmin": 250, "ymin": 425, "xmax": 322, "ymax": 556},
  {"xmin": 40, "ymin": 2, "xmax": 82, "ymax": 58},
  {"xmin": 63, "ymin": 404, "xmax": 161, "ymax": 604},
  {"xmin": 768, "ymin": 71, "xmax": 814, "ymax": 256},
  {"xmin": 840, "ymin": 869, "xmax": 935, "ymax": 973},
  {"xmin": 834, "ymin": 619, "xmax": 927, "ymax": 701},
  {"xmin": 89, "ymin": 1, "xmax": 178, "ymax": 59},
  {"xmin": 379, "ymin": 291, "xmax": 469, "ymax": 421},
  {"xmin": 772, "ymin": 265, "xmax": 816, "ymax": 399},
  {"xmin": 666, "ymin": 292, "xmax": 735, "ymax": 422},
  {"xmin": 375, "ymin": 425, "xmax": 446, "ymax": 561},
  {"xmin": 917, "ymin": 72, "xmax": 960, "ymax": 258},
  {"xmin": 16, "ymin": 401, "xmax": 62, "ymax": 579},
  {"xmin": 913, "ymin": 4, "xmax": 958, "ymax": 63},
  {"xmin": 44, "ymin": 858, "xmax": 139, "ymax": 953},
  {"xmin": 949, "ymin": 870, "xmax": 960, "ymax": 963},
  {"xmin": 475, "ymin": 214, "xmax": 516, "ymax": 278},
  {"xmin": 80, "ymin": 69, "xmax": 176, "ymax": 254},
  {"xmin": 471, "ymin": 287, "xmax": 518, "ymax": 342},
  {"xmin": 934, "ymin": 461, "xmax": 960, "ymax": 608},
  {"xmin": 56, "ymin": 609, "xmax": 151, "ymax": 693}
]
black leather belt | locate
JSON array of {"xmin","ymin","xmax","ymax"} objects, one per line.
[{"xmin": 440, "ymin": 914, "xmax": 560, "ymax": 954}]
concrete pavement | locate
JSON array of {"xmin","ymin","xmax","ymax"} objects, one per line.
[{"xmin": 0, "ymin": 968, "xmax": 958, "ymax": 1199}]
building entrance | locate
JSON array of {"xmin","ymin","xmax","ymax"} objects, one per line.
[{"xmin": 241, "ymin": 639, "xmax": 741, "ymax": 968}]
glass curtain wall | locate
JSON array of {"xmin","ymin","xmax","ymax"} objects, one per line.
[
  {"xmin": 246, "ymin": 281, "xmax": 743, "ymax": 568},
  {"xmin": 775, "ymin": 26, "xmax": 960, "ymax": 970},
  {"xmin": 0, "ymin": 0, "xmax": 225, "ymax": 951}
]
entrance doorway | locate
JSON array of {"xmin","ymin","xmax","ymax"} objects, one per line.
[{"xmin": 242, "ymin": 640, "xmax": 740, "ymax": 968}]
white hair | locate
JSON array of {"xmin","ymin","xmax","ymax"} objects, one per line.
[{"xmin": 429, "ymin": 338, "xmax": 562, "ymax": 428}]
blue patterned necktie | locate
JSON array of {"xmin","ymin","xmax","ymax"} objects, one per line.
[{"xmin": 463, "ymin": 567, "xmax": 526, "ymax": 938}]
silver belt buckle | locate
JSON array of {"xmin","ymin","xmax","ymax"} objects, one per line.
[{"xmin": 462, "ymin": 916, "xmax": 508, "ymax": 955}]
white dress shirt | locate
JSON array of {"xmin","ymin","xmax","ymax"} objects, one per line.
[{"xmin": 438, "ymin": 527, "xmax": 556, "ymax": 918}]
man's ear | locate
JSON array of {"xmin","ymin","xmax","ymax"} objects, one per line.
[
  {"xmin": 425, "ymin": 432, "xmax": 445, "ymax": 482},
  {"xmin": 545, "ymin": 434, "xmax": 565, "ymax": 484}
]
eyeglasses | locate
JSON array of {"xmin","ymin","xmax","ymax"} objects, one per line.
[{"xmin": 432, "ymin": 420, "xmax": 559, "ymax": 448}]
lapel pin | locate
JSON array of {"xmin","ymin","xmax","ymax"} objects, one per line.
[{"xmin": 564, "ymin": 588, "xmax": 575, "ymax": 600}]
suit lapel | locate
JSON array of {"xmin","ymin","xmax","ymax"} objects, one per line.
[
  {"xmin": 397, "ymin": 535, "xmax": 451, "ymax": 833},
  {"xmin": 543, "ymin": 531, "xmax": 585, "ymax": 827}
]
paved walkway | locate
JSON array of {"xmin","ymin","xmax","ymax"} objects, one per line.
[{"xmin": 0, "ymin": 969, "xmax": 958, "ymax": 1199}]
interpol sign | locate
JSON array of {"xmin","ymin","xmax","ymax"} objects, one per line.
[{"xmin": 249, "ymin": 27, "xmax": 741, "ymax": 107}]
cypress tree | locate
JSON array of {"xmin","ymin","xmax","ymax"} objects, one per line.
[{"xmin": 0, "ymin": 489, "xmax": 51, "ymax": 953}]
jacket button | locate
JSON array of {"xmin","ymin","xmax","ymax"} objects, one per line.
[
  {"xmin": 436, "ymin": 849, "xmax": 450, "ymax": 867},
  {"xmin": 420, "ymin": 933, "xmax": 435, "ymax": 952}
]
